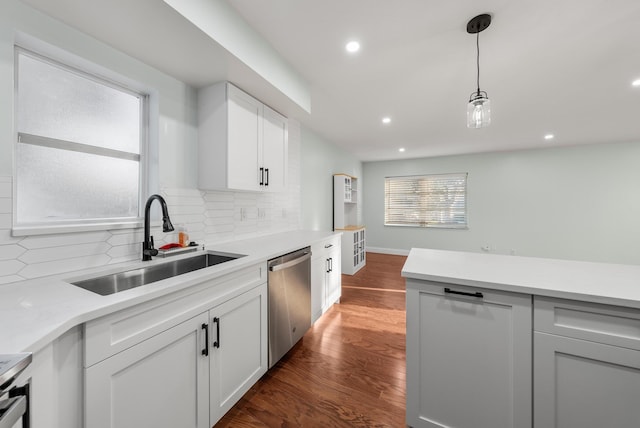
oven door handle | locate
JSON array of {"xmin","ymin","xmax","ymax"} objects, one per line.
[
  {"xmin": 0, "ymin": 395, "xmax": 27, "ymax": 428},
  {"xmin": 269, "ymin": 252, "xmax": 312, "ymax": 272}
]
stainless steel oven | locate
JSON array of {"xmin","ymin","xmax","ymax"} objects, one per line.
[{"xmin": 0, "ymin": 353, "xmax": 31, "ymax": 428}]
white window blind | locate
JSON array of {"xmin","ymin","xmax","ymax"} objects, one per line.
[{"xmin": 384, "ymin": 173, "xmax": 468, "ymax": 228}]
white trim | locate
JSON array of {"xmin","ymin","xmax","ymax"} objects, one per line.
[
  {"xmin": 12, "ymin": 220, "xmax": 143, "ymax": 237},
  {"xmin": 366, "ymin": 246, "xmax": 410, "ymax": 256}
]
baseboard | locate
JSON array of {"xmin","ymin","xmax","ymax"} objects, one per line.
[{"xmin": 366, "ymin": 247, "xmax": 410, "ymax": 256}]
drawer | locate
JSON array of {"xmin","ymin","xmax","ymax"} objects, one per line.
[
  {"xmin": 534, "ymin": 296, "xmax": 640, "ymax": 350},
  {"xmin": 311, "ymin": 235, "xmax": 340, "ymax": 257},
  {"xmin": 84, "ymin": 263, "xmax": 265, "ymax": 367}
]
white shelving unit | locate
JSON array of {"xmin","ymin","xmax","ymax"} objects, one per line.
[{"xmin": 333, "ymin": 174, "xmax": 366, "ymax": 275}]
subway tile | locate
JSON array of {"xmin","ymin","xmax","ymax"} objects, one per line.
[
  {"xmin": 0, "ymin": 244, "xmax": 26, "ymax": 261},
  {"xmin": 21, "ymin": 231, "xmax": 111, "ymax": 249},
  {"xmin": 0, "ymin": 260, "xmax": 25, "ymax": 276},
  {"xmin": 19, "ymin": 242, "xmax": 112, "ymax": 264},
  {"xmin": 20, "ymin": 255, "xmax": 112, "ymax": 279},
  {"xmin": 0, "ymin": 275, "xmax": 25, "ymax": 285}
]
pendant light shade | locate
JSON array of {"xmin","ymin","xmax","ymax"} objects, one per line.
[
  {"xmin": 466, "ymin": 14, "xmax": 492, "ymax": 129},
  {"xmin": 467, "ymin": 91, "xmax": 491, "ymax": 128}
]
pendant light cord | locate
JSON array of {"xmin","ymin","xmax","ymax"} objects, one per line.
[{"xmin": 476, "ymin": 31, "xmax": 481, "ymax": 94}]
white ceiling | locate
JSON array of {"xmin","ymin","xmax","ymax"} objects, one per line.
[{"xmin": 19, "ymin": 0, "xmax": 640, "ymax": 161}]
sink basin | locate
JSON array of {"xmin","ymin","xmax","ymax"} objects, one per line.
[{"xmin": 71, "ymin": 252, "xmax": 246, "ymax": 296}]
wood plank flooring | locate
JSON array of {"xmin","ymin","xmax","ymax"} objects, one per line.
[{"xmin": 215, "ymin": 252, "xmax": 408, "ymax": 427}]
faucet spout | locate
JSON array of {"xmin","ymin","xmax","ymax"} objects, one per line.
[{"xmin": 142, "ymin": 194, "xmax": 175, "ymax": 261}]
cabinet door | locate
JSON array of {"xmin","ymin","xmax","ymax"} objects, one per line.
[
  {"xmin": 227, "ymin": 84, "xmax": 261, "ymax": 191},
  {"xmin": 534, "ymin": 331, "xmax": 640, "ymax": 428},
  {"xmin": 406, "ymin": 281, "xmax": 532, "ymax": 428},
  {"xmin": 209, "ymin": 283, "xmax": 268, "ymax": 425},
  {"xmin": 262, "ymin": 105, "xmax": 288, "ymax": 192},
  {"xmin": 325, "ymin": 246, "xmax": 341, "ymax": 308},
  {"xmin": 85, "ymin": 312, "xmax": 209, "ymax": 428}
]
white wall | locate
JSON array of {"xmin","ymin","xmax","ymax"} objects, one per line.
[
  {"xmin": 363, "ymin": 141, "xmax": 640, "ymax": 265},
  {"xmin": 300, "ymin": 127, "xmax": 362, "ymax": 232},
  {"xmin": 0, "ymin": 1, "xmax": 300, "ymax": 284}
]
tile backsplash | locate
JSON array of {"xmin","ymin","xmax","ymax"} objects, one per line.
[{"xmin": 0, "ymin": 123, "xmax": 301, "ymax": 285}]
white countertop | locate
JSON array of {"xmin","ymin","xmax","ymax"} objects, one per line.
[
  {"xmin": 402, "ymin": 248, "xmax": 640, "ymax": 309},
  {"xmin": 0, "ymin": 230, "xmax": 339, "ymax": 354}
]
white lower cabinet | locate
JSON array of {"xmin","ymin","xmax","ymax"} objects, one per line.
[
  {"xmin": 85, "ymin": 312, "xmax": 210, "ymax": 428},
  {"xmin": 209, "ymin": 283, "xmax": 268, "ymax": 424},
  {"xmin": 311, "ymin": 236, "xmax": 342, "ymax": 322},
  {"xmin": 340, "ymin": 227, "xmax": 365, "ymax": 275},
  {"xmin": 533, "ymin": 296, "xmax": 640, "ymax": 428},
  {"xmin": 84, "ymin": 269, "xmax": 268, "ymax": 428},
  {"xmin": 406, "ymin": 280, "xmax": 532, "ymax": 428}
]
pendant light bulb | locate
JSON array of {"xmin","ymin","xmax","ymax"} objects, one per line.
[
  {"xmin": 467, "ymin": 91, "xmax": 491, "ymax": 128},
  {"xmin": 466, "ymin": 14, "xmax": 492, "ymax": 129}
]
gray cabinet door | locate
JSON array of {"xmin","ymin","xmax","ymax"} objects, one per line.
[
  {"xmin": 406, "ymin": 280, "xmax": 532, "ymax": 428},
  {"xmin": 534, "ymin": 331, "xmax": 640, "ymax": 428}
]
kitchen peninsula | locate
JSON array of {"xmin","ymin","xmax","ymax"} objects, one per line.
[{"xmin": 402, "ymin": 248, "xmax": 640, "ymax": 428}]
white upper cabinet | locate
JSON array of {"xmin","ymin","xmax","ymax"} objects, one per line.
[{"xmin": 198, "ymin": 82, "xmax": 288, "ymax": 192}]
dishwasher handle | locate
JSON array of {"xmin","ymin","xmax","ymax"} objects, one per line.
[
  {"xmin": 0, "ymin": 395, "xmax": 26, "ymax": 428},
  {"xmin": 269, "ymin": 252, "xmax": 312, "ymax": 272}
]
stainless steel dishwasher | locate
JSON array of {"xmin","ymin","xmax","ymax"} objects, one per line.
[{"xmin": 267, "ymin": 247, "xmax": 312, "ymax": 368}]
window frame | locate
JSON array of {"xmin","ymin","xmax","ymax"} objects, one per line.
[
  {"xmin": 12, "ymin": 46, "xmax": 150, "ymax": 236},
  {"xmin": 384, "ymin": 173, "xmax": 468, "ymax": 229}
]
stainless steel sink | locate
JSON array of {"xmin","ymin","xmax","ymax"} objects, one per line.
[{"xmin": 71, "ymin": 252, "xmax": 246, "ymax": 296}]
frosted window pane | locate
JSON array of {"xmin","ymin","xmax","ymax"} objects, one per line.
[
  {"xmin": 17, "ymin": 53, "xmax": 141, "ymax": 154},
  {"xmin": 17, "ymin": 144, "xmax": 139, "ymax": 223}
]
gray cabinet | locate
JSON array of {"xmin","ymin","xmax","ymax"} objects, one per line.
[
  {"xmin": 406, "ymin": 280, "xmax": 532, "ymax": 428},
  {"xmin": 533, "ymin": 297, "xmax": 640, "ymax": 428}
]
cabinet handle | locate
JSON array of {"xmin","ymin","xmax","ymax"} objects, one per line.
[
  {"xmin": 326, "ymin": 258, "xmax": 330, "ymax": 273},
  {"xmin": 324, "ymin": 244, "xmax": 333, "ymax": 249},
  {"xmin": 444, "ymin": 287, "xmax": 483, "ymax": 299},
  {"xmin": 329, "ymin": 257, "xmax": 333, "ymax": 272},
  {"xmin": 259, "ymin": 167, "xmax": 264, "ymax": 186},
  {"xmin": 213, "ymin": 317, "xmax": 220, "ymax": 348},
  {"xmin": 265, "ymin": 168, "xmax": 269, "ymax": 186},
  {"xmin": 201, "ymin": 323, "xmax": 209, "ymax": 356}
]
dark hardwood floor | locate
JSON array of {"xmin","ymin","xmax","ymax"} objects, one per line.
[{"xmin": 215, "ymin": 252, "xmax": 408, "ymax": 427}]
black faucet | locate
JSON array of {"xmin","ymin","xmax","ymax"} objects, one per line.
[{"xmin": 142, "ymin": 194, "xmax": 175, "ymax": 261}]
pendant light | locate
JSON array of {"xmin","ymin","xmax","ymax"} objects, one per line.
[{"xmin": 466, "ymin": 14, "xmax": 492, "ymax": 128}]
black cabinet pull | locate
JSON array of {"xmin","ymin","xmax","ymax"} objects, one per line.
[
  {"xmin": 444, "ymin": 287, "xmax": 483, "ymax": 299},
  {"xmin": 265, "ymin": 168, "xmax": 269, "ymax": 186},
  {"xmin": 329, "ymin": 257, "xmax": 333, "ymax": 272},
  {"xmin": 324, "ymin": 244, "xmax": 333, "ymax": 249},
  {"xmin": 259, "ymin": 167, "xmax": 264, "ymax": 186},
  {"xmin": 326, "ymin": 258, "xmax": 330, "ymax": 273},
  {"xmin": 213, "ymin": 317, "xmax": 220, "ymax": 348},
  {"xmin": 201, "ymin": 323, "xmax": 209, "ymax": 356}
]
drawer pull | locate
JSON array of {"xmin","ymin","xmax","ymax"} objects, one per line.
[{"xmin": 444, "ymin": 287, "xmax": 483, "ymax": 299}]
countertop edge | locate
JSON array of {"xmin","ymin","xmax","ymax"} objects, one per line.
[
  {"xmin": 401, "ymin": 248, "xmax": 640, "ymax": 310},
  {"xmin": 0, "ymin": 230, "xmax": 340, "ymax": 354}
]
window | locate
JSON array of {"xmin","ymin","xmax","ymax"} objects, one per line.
[
  {"xmin": 14, "ymin": 48, "xmax": 147, "ymax": 233},
  {"xmin": 384, "ymin": 173, "xmax": 468, "ymax": 228}
]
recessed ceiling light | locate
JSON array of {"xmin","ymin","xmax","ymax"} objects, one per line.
[
  {"xmin": 382, "ymin": 117, "xmax": 391, "ymax": 124},
  {"xmin": 399, "ymin": 148, "xmax": 406, "ymax": 152},
  {"xmin": 345, "ymin": 41, "xmax": 360, "ymax": 53},
  {"xmin": 632, "ymin": 79, "xmax": 640, "ymax": 87},
  {"xmin": 544, "ymin": 134, "xmax": 555, "ymax": 140}
]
